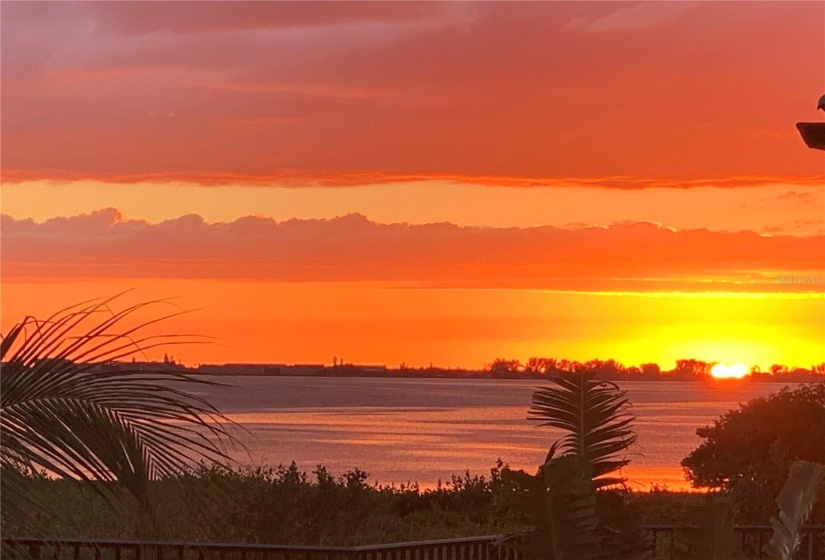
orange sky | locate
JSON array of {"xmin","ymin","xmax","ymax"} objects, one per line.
[
  {"xmin": 2, "ymin": 3, "xmax": 825, "ymax": 184},
  {"xmin": 2, "ymin": 279, "xmax": 823, "ymax": 371},
  {"xmin": 1, "ymin": 1, "xmax": 823, "ymax": 369}
]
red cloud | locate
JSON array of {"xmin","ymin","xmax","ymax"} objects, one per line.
[
  {"xmin": 3, "ymin": 168, "xmax": 823, "ymax": 190},
  {"xmin": 3, "ymin": 210, "xmax": 822, "ymax": 292},
  {"xmin": 2, "ymin": 2, "xmax": 823, "ymax": 186}
]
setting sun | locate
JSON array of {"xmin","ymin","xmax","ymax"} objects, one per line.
[{"xmin": 710, "ymin": 363, "xmax": 749, "ymax": 379}]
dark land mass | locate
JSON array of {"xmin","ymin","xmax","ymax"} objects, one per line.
[{"xmin": 94, "ymin": 356, "xmax": 825, "ymax": 383}]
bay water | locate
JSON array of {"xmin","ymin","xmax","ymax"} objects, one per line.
[{"xmin": 193, "ymin": 377, "xmax": 795, "ymax": 490}]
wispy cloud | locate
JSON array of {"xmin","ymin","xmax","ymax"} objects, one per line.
[
  {"xmin": 3, "ymin": 168, "xmax": 823, "ymax": 191},
  {"xmin": 575, "ymin": 2, "xmax": 698, "ymax": 33}
]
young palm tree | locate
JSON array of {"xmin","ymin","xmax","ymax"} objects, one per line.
[
  {"xmin": 529, "ymin": 370, "xmax": 637, "ymax": 488},
  {"xmin": 502, "ymin": 370, "xmax": 637, "ymax": 560},
  {"xmin": 0, "ymin": 295, "xmax": 234, "ymax": 532}
]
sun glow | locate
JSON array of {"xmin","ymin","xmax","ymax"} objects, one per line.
[{"xmin": 710, "ymin": 363, "xmax": 749, "ymax": 379}]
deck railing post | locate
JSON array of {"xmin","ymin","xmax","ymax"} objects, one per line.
[{"xmin": 806, "ymin": 529, "xmax": 813, "ymax": 560}]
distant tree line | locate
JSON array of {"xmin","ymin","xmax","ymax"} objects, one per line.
[
  {"xmin": 30, "ymin": 356, "xmax": 825, "ymax": 381},
  {"xmin": 486, "ymin": 356, "xmax": 825, "ymax": 381}
]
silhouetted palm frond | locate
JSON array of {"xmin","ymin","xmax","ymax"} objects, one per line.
[
  {"xmin": 529, "ymin": 370, "xmax": 636, "ymax": 488},
  {"xmin": 0, "ymin": 295, "xmax": 234, "ymax": 514},
  {"xmin": 501, "ymin": 372, "xmax": 636, "ymax": 560}
]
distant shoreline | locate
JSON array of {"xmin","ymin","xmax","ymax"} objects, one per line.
[{"xmin": 98, "ymin": 360, "xmax": 825, "ymax": 383}]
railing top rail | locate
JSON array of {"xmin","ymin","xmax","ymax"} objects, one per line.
[
  {"xmin": 2, "ymin": 538, "xmax": 354, "ymax": 553},
  {"xmin": 352, "ymin": 535, "xmax": 505, "ymax": 551},
  {"xmin": 732, "ymin": 524, "xmax": 824, "ymax": 530},
  {"xmin": 4, "ymin": 526, "xmax": 823, "ymax": 553},
  {"xmin": 641, "ymin": 524, "xmax": 825, "ymax": 531},
  {"xmin": 2, "ymin": 535, "xmax": 509, "ymax": 553}
]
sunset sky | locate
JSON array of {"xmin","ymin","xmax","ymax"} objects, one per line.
[{"xmin": 2, "ymin": 1, "xmax": 824, "ymax": 370}]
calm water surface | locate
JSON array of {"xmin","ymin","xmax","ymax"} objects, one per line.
[{"xmin": 192, "ymin": 377, "xmax": 797, "ymax": 490}]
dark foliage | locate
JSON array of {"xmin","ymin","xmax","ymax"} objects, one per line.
[
  {"xmin": 1, "ymin": 461, "xmax": 528, "ymax": 545},
  {"xmin": 3, "ymin": 461, "xmax": 716, "ymax": 547},
  {"xmin": 681, "ymin": 383, "xmax": 825, "ymax": 522}
]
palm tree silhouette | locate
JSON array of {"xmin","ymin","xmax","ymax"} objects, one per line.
[{"xmin": 0, "ymin": 295, "xmax": 234, "ymax": 533}]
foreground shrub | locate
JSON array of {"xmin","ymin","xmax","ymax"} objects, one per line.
[
  {"xmin": 682, "ymin": 383, "xmax": 825, "ymax": 522},
  {"xmin": 2, "ymin": 462, "xmax": 527, "ymax": 545}
]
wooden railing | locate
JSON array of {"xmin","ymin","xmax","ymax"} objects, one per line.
[
  {"xmin": 3, "ymin": 525, "xmax": 823, "ymax": 560},
  {"xmin": 645, "ymin": 524, "xmax": 824, "ymax": 559},
  {"xmin": 0, "ymin": 536, "xmax": 516, "ymax": 560}
]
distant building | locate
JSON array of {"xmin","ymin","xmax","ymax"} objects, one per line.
[{"xmin": 196, "ymin": 363, "xmax": 284, "ymax": 376}]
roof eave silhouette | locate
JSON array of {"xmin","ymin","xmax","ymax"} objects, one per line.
[{"xmin": 796, "ymin": 122, "xmax": 825, "ymax": 150}]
